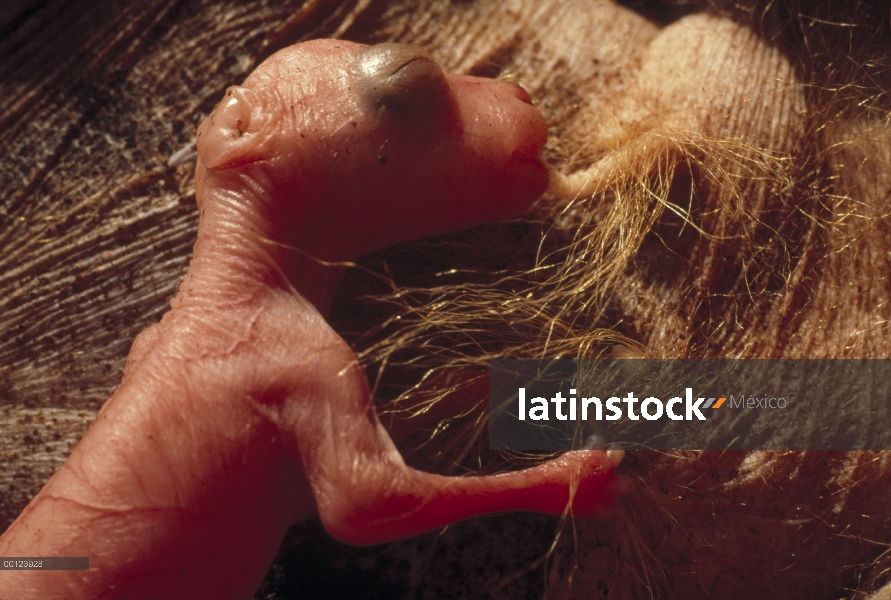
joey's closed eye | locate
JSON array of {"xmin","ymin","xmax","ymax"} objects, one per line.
[{"xmin": 355, "ymin": 43, "xmax": 448, "ymax": 117}]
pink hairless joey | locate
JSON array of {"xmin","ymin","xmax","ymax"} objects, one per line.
[{"xmin": 0, "ymin": 40, "xmax": 628, "ymax": 599}]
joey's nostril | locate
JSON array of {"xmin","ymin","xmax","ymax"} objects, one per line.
[
  {"xmin": 583, "ymin": 434, "xmax": 607, "ymax": 450},
  {"xmin": 494, "ymin": 80, "xmax": 533, "ymax": 105}
]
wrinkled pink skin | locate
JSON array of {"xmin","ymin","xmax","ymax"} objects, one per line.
[{"xmin": 0, "ymin": 40, "xmax": 625, "ymax": 599}]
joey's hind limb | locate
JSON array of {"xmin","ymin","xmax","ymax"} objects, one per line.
[{"xmin": 265, "ymin": 339, "xmax": 627, "ymax": 545}]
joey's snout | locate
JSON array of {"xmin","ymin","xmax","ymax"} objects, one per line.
[{"xmin": 441, "ymin": 73, "xmax": 549, "ymax": 222}]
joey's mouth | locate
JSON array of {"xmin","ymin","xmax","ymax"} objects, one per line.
[{"xmin": 504, "ymin": 81, "xmax": 533, "ymax": 106}]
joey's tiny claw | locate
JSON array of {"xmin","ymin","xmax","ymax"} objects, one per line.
[
  {"xmin": 580, "ymin": 435, "xmax": 623, "ymax": 468},
  {"xmin": 583, "ymin": 434, "xmax": 607, "ymax": 450},
  {"xmin": 606, "ymin": 443, "xmax": 625, "ymax": 468}
]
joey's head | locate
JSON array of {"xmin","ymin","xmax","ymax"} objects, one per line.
[{"xmin": 196, "ymin": 39, "xmax": 548, "ymax": 261}]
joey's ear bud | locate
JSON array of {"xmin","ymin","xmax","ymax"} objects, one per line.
[
  {"xmin": 197, "ymin": 86, "xmax": 268, "ymax": 169},
  {"xmin": 355, "ymin": 43, "xmax": 448, "ymax": 117}
]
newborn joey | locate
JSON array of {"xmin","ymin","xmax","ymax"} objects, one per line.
[{"xmin": 0, "ymin": 40, "xmax": 627, "ymax": 600}]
